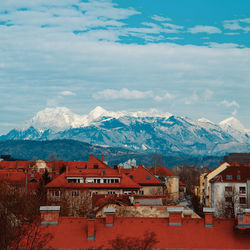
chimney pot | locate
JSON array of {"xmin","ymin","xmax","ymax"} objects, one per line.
[
  {"xmin": 104, "ymin": 208, "xmax": 116, "ymax": 226},
  {"xmin": 40, "ymin": 206, "xmax": 60, "ymax": 225},
  {"xmin": 87, "ymin": 214, "xmax": 95, "ymax": 240},
  {"xmin": 203, "ymin": 207, "xmax": 215, "ymax": 227},
  {"xmin": 167, "ymin": 207, "xmax": 184, "ymax": 226}
]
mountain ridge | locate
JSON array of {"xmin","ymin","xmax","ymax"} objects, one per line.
[{"xmin": 1, "ymin": 106, "xmax": 249, "ymax": 156}]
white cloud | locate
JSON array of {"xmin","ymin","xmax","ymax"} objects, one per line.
[
  {"xmin": 60, "ymin": 90, "xmax": 76, "ymax": 96},
  {"xmin": 92, "ymin": 88, "xmax": 153, "ymax": 100},
  {"xmin": 224, "ymin": 32, "xmax": 240, "ymax": 36},
  {"xmin": 188, "ymin": 25, "xmax": 222, "ymax": 34},
  {"xmin": 162, "ymin": 23, "xmax": 184, "ymax": 30},
  {"xmin": 205, "ymin": 42, "xmax": 244, "ymax": 49},
  {"xmin": 155, "ymin": 92, "xmax": 175, "ymax": 102},
  {"xmin": 220, "ymin": 100, "xmax": 240, "ymax": 108},
  {"xmin": 185, "ymin": 92, "xmax": 198, "ymax": 105},
  {"xmin": 223, "ymin": 18, "xmax": 250, "ymax": 33},
  {"xmin": 151, "ymin": 15, "xmax": 172, "ymax": 22}
]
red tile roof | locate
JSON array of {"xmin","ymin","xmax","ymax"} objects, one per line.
[
  {"xmin": 0, "ymin": 170, "xmax": 25, "ymax": 183},
  {"xmin": 148, "ymin": 166, "xmax": 175, "ymax": 177},
  {"xmin": 46, "ymin": 170, "xmax": 141, "ymax": 189},
  {"xmin": 211, "ymin": 165, "xmax": 250, "ymax": 183},
  {"xmin": 121, "ymin": 165, "xmax": 163, "ymax": 186},
  {"xmin": 31, "ymin": 217, "xmax": 250, "ymax": 248}
]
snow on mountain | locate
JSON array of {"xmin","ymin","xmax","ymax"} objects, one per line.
[
  {"xmin": 1, "ymin": 106, "xmax": 249, "ymax": 155},
  {"xmin": 219, "ymin": 117, "xmax": 250, "ymax": 143},
  {"xmin": 24, "ymin": 107, "xmax": 87, "ymax": 132},
  {"xmin": 24, "ymin": 106, "xmax": 173, "ymax": 131}
]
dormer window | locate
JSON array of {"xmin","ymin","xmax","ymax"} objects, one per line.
[
  {"xmin": 226, "ymin": 175, "xmax": 232, "ymax": 180},
  {"xmin": 93, "ymin": 164, "xmax": 99, "ymax": 169},
  {"xmin": 67, "ymin": 177, "xmax": 84, "ymax": 183}
]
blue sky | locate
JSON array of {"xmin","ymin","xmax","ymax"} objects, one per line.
[{"xmin": 0, "ymin": 0, "xmax": 250, "ymax": 133}]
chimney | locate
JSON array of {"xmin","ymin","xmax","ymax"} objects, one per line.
[
  {"xmin": 40, "ymin": 206, "xmax": 60, "ymax": 225},
  {"xmin": 101, "ymin": 155, "xmax": 104, "ymax": 162},
  {"xmin": 104, "ymin": 208, "xmax": 116, "ymax": 227},
  {"xmin": 236, "ymin": 208, "xmax": 250, "ymax": 229},
  {"xmin": 183, "ymin": 209, "xmax": 193, "ymax": 218},
  {"xmin": 203, "ymin": 208, "xmax": 215, "ymax": 227},
  {"xmin": 167, "ymin": 207, "xmax": 184, "ymax": 226},
  {"xmin": 87, "ymin": 214, "xmax": 95, "ymax": 240}
]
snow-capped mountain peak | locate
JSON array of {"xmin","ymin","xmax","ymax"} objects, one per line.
[
  {"xmin": 198, "ymin": 118, "xmax": 213, "ymax": 124},
  {"xmin": 24, "ymin": 106, "xmax": 84, "ymax": 132},
  {"xmin": 219, "ymin": 117, "xmax": 246, "ymax": 132},
  {"xmin": 219, "ymin": 117, "xmax": 249, "ymax": 143},
  {"xmin": 88, "ymin": 106, "xmax": 108, "ymax": 120}
]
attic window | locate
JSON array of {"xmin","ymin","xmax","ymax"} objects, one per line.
[
  {"xmin": 237, "ymin": 175, "xmax": 241, "ymax": 180},
  {"xmin": 226, "ymin": 175, "xmax": 232, "ymax": 180},
  {"xmin": 129, "ymin": 175, "xmax": 133, "ymax": 179},
  {"xmin": 94, "ymin": 164, "xmax": 99, "ymax": 169},
  {"xmin": 146, "ymin": 176, "xmax": 151, "ymax": 180}
]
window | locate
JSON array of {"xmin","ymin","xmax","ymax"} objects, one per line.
[
  {"xmin": 51, "ymin": 190, "xmax": 60, "ymax": 197},
  {"xmin": 225, "ymin": 186, "xmax": 232, "ymax": 192},
  {"xmin": 123, "ymin": 190, "xmax": 132, "ymax": 194},
  {"xmin": 146, "ymin": 176, "xmax": 151, "ymax": 180},
  {"xmin": 72, "ymin": 190, "xmax": 80, "ymax": 197},
  {"xmin": 226, "ymin": 175, "xmax": 232, "ymax": 180},
  {"xmin": 115, "ymin": 179, "xmax": 119, "ymax": 183},
  {"xmin": 67, "ymin": 178, "xmax": 83, "ymax": 183},
  {"xmin": 237, "ymin": 175, "xmax": 241, "ymax": 180},
  {"xmin": 93, "ymin": 164, "xmax": 99, "ymax": 169},
  {"xmin": 240, "ymin": 197, "xmax": 246, "ymax": 204},
  {"xmin": 239, "ymin": 186, "xmax": 246, "ymax": 194},
  {"xmin": 108, "ymin": 191, "xmax": 116, "ymax": 194},
  {"xmin": 139, "ymin": 190, "xmax": 144, "ymax": 195}
]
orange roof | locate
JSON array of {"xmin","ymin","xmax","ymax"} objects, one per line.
[
  {"xmin": 32, "ymin": 217, "xmax": 250, "ymax": 248},
  {"xmin": 148, "ymin": 166, "xmax": 175, "ymax": 177},
  {"xmin": 121, "ymin": 165, "xmax": 163, "ymax": 186},
  {"xmin": 0, "ymin": 170, "xmax": 25, "ymax": 183},
  {"xmin": 46, "ymin": 170, "xmax": 141, "ymax": 189}
]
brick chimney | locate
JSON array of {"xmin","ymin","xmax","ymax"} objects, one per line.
[
  {"xmin": 40, "ymin": 206, "xmax": 60, "ymax": 225},
  {"xmin": 87, "ymin": 214, "xmax": 95, "ymax": 240},
  {"xmin": 167, "ymin": 207, "xmax": 184, "ymax": 226},
  {"xmin": 101, "ymin": 155, "xmax": 104, "ymax": 162},
  {"xmin": 236, "ymin": 208, "xmax": 250, "ymax": 229},
  {"xmin": 203, "ymin": 208, "xmax": 215, "ymax": 227},
  {"xmin": 104, "ymin": 208, "xmax": 116, "ymax": 226},
  {"xmin": 183, "ymin": 209, "xmax": 193, "ymax": 218}
]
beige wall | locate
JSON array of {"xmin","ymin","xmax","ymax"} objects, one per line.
[
  {"xmin": 140, "ymin": 186, "xmax": 163, "ymax": 195},
  {"xmin": 200, "ymin": 162, "xmax": 230, "ymax": 207},
  {"xmin": 167, "ymin": 176, "xmax": 179, "ymax": 201}
]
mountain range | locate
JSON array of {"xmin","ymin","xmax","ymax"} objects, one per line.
[{"xmin": 0, "ymin": 106, "xmax": 249, "ymax": 156}]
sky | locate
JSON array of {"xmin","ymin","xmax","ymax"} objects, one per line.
[{"xmin": 0, "ymin": 0, "xmax": 250, "ymax": 133}]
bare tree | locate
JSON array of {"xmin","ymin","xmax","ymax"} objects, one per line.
[
  {"xmin": 109, "ymin": 231, "xmax": 158, "ymax": 249},
  {"xmin": 0, "ymin": 181, "xmax": 52, "ymax": 249},
  {"xmin": 216, "ymin": 184, "xmax": 239, "ymax": 218}
]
